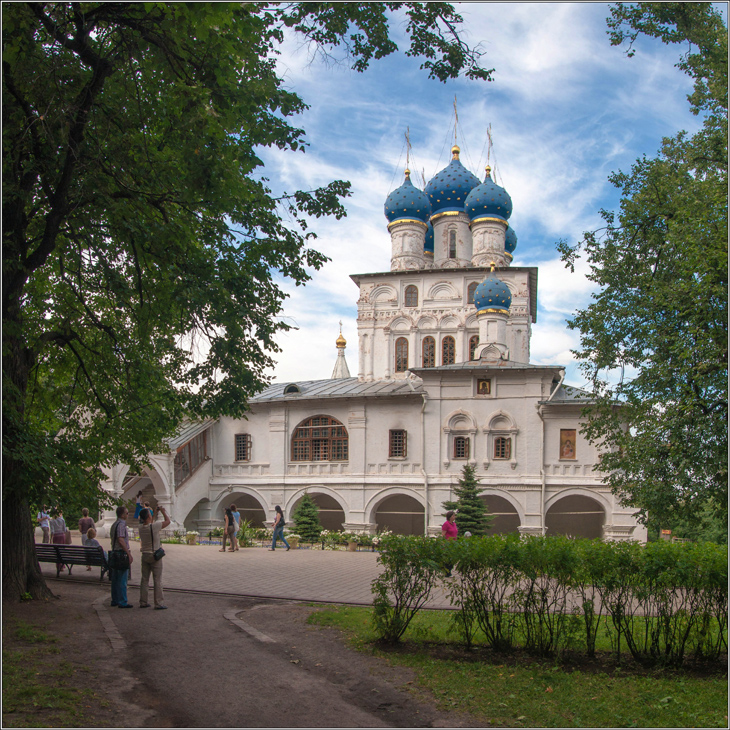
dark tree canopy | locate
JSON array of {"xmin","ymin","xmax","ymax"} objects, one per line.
[
  {"xmin": 559, "ymin": 3, "xmax": 727, "ymax": 530},
  {"xmin": 2, "ymin": 2, "xmax": 491, "ymax": 600}
]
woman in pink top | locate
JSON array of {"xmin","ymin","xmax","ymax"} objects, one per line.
[{"xmin": 442, "ymin": 511, "xmax": 458, "ymax": 540}]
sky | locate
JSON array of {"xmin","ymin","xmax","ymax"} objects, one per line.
[{"xmin": 256, "ymin": 2, "xmax": 704, "ymax": 389}]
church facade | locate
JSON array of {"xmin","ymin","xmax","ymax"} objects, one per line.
[{"xmin": 96, "ymin": 146, "xmax": 646, "ymax": 542}]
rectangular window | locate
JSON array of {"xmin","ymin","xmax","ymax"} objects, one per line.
[
  {"xmin": 175, "ymin": 430, "xmax": 208, "ymax": 488},
  {"xmin": 235, "ymin": 433, "xmax": 251, "ymax": 462},
  {"xmin": 494, "ymin": 436, "xmax": 511, "ymax": 459},
  {"xmin": 453, "ymin": 436, "xmax": 469, "ymax": 459},
  {"xmin": 389, "ymin": 429, "xmax": 407, "ymax": 458},
  {"xmin": 560, "ymin": 429, "xmax": 577, "ymax": 460}
]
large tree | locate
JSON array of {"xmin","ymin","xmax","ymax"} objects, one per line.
[
  {"xmin": 559, "ymin": 3, "xmax": 727, "ymax": 529},
  {"xmin": 3, "ymin": 2, "xmax": 492, "ymax": 601}
]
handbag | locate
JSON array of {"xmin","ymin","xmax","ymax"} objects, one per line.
[
  {"xmin": 108, "ymin": 549, "xmax": 130, "ymax": 571},
  {"xmin": 64, "ymin": 529, "xmax": 72, "ymax": 545}
]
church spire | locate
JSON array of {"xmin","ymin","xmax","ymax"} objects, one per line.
[{"xmin": 331, "ymin": 322, "xmax": 351, "ymax": 379}]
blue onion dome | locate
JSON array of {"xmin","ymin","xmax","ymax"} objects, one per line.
[
  {"xmin": 465, "ymin": 165, "xmax": 513, "ymax": 222},
  {"xmin": 424, "ymin": 221, "xmax": 434, "ymax": 256},
  {"xmin": 425, "ymin": 145, "xmax": 481, "ymax": 216},
  {"xmin": 505, "ymin": 226, "xmax": 517, "ymax": 254},
  {"xmin": 474, "ymin": 268, "xmax": 512, "ymax": 313},
  {"xmin": 384, "ymin": 169, "xmax": 431, "ymax": 224}
]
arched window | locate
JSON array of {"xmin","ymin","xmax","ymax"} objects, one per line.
[
  {"xmin": 467, "ymin": 282, "xmax": 478, "ymax": 304},
  {"xmin": 448, "ymin": 230, "xmax": 457, "ymax": 259},
  {"xmin": 442, "ymin": 336, "xmax": 455, "ymax": 365},
  {"xmin": 291, "ymin": 415, "xmax": 348, "ymax": 461},
  {"xmin": 404, "ymin": 285, "xmax": 418, "ymax": 308},
  {"xmin": 422, "ymin": 336, "xmax": 435, "ymax": 368},
  {"xmin": 494, "ymin": 436, "xmax": 511, "ymax": 460},
  {"xmin": 469, "ymin": 335, "xmax": 479, "ymax": 360},
  {"xmin": 395, "ymin": 337, "xmax": 409, "ymax": 373}
]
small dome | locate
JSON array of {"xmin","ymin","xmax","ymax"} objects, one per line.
[
  {"xmin": 384, "ymin": 170, "xmax": 431, "ymax": 224},
  {"xmin": 474, "ymin": 270, "xmax": 512, "ymax": 313},
  {"xmin": 336, "ymin": 332, "xmax": 347, "ymax": 348},
  {"xmin": 505, "ymin": 226, "xmax": 517, "ymax": 254},
  {"xmin": 424, "ymin": 221, "xmax": 434, "ymax": 256},
  {"xmin": 425, "ymin": 146, "xmax": 481, "ymax": 216},
  {"xmin": 465, "ymin": 166, "xmax": 513, "ymax": 222}
]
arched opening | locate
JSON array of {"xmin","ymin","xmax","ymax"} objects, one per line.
[
  {"xmin": 291, "ymin": 415, "xmax": 348, "ymax": 461},
  {"xmin": 545, "ymin": 495, "xmax": 604, "ymax": 539},
  {"xmin": 404, "ymin": 285, "xmax": 418, "ymax": 307},
  {"xmin": 481, "ymin": 495, "xmax": 520, "ymax": 536},
  {"xmin": 395, "ymin": 337, "xmax": 409, "ymax": 372},
  {"xmin": 422, "ymin": 336, "xmax": 435, "ymax": 368},
  {"xmin": 290, "ymin": 493, "xmax": 346, "ymax": 532},
  {"xmin": 233, "ymin": 494, "xmax": 267, "ymax": 528},
  {"xmin": 469, "ymin": 334, "xmax": 479, "ymax": 360},
  {"xmin": 442, "ymin": 335, "xmax": 455, "ymax": 365},
  {"xmin": 374, "ymin": 494, "xmax": 424, "ymax": 535},
  {"xmin": 467, "ymin": 281, "xmax": 478, "ymax": 304}
]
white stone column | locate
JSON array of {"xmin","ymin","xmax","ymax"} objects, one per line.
[
  {"xmin": 389, "ymin": 220, "xmax": 427, "ymax": 270},
  {"xmin": 471, "ymin": 218, "xmax": 510, "ymax": 268},
  {"xmin": 432, "ymin": 212, "xmax": 472, "ymax": 267}
]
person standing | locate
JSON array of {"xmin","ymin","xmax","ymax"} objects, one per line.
[
  {"xmin": 133, "ymin": 491, "xmax": 144, "ymax": 520},
  {"xmin": 109, "ymin": 506, "xmax": 134, "ymax": 608},
  {"xmin": 441, "ymin": 510, "xmax": 458, "ymax": 577},
  {"xmin": 138, "ymin": 506, "xmax": 171, "ymax": 610},
  {"xmin": 49, "ymin": 508, "xmax": 67, "ymax": 571},
  {"xmin": 219, "ymin": 506, "xmax": 236, "ymax": 553},
  {"xmin": 37, "ymin": 506, "xmax": 51, "ymax": 543},
  {"xmin": 78, "ymin": 508, "xmax": 96, "ymax": 570},
  {"xmin": 230, "ymin": 504, "xmax": 241, "ymax": 551},
  {"xmin": 268, "ymin": 505, "xmax": 290, "ymax": 551}
]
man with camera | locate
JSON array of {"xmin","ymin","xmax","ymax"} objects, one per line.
[{"xmin": 138, "ymin": 504, "xmax": 171, "ymax": 609}]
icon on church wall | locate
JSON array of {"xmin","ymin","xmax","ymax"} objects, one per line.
[
  {"xmin": 477, "ymin": 379, "xmax": 491, "ymax": 395},
  {"xmin": 560, "ymin": 429, "xmax": 576, "ymax": 459}
]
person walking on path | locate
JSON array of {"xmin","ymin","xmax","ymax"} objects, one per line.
[
  {"xmin": 231, "ymin": 504, "xmax": 241, "ymax": 551},
  {"xmin": 78, "ymin": 508, "xmax": 96, "ymax": 569},
  {"xmin": 219, "ymin": 506, "xmax": 236, "ymax": 553},
  {"xmin": 138, "ymin": 505, "xmax": 171, "ymax": 609},
  {"xmin": 37, "ymin": 506, "xmax": 51, "ymax": 543},
  {"xmin": 269, "ymin": 505, "xmax": 290, "ymax": 551},
  {"xmin": 49, "ymin": 508, "xmax": 67, "ymax": 571},
  {"xmin": 133, "ymin": 491, "xmax": 144, "ymax": 520},
  {"xmin": 109, "ymin": 506, "xmax": 134, "ymax": 608}
]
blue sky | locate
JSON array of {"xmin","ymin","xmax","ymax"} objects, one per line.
[{"xmin": 257, "ymin": 2, "xmax": 703, "ymax": 388}]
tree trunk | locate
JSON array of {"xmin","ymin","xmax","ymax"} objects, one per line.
[{"xmin": 2, "ymin": 487, "xmax": 54, "ymax": 602}]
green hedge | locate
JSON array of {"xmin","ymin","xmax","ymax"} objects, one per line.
[{"xmin": 371, "ymin": 534, "xmax": 728, "ymax": 667}]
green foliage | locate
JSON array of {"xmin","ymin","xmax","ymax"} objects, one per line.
[
  {"xmin": 558, "ymin": 3, "xmax": 728, "ymax": 528},
  {"xmin": 442, "ymin": 464, "xmax": 493, "ymax": 536},
  {"xmin": 371, "ymin": 534, "xmax": 444, "ymax": 643},
  {"xmin": 2, "ymin": 1, "xmax": 490, "ymax": 599},
  {"xmin": 291, "ymin": 493, "xmax": 323, "ymax": 543},
  {"xmin": 371, "ymin": 534, "xmax": 728, "ymax": 665}
]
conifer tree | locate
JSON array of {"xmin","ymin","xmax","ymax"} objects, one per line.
[
  {"xmin": 443, "ymin": 465, "xmax": 493, "ymax": 536},
  {"xmin": 291, "ymin": 493, "xmax": 323, "ymax": 543}
]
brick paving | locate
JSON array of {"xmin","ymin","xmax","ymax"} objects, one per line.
[{"xmin": 40, "ymin": 534, "xmax": 453, "ymax": 608}]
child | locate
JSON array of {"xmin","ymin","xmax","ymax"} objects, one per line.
[{"xmin": 84, "ymin": 528, "xmax": 106, "ymax": 571}]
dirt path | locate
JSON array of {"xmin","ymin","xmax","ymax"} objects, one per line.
[{"xmin": 3, "ymin": 580, "xmax": 479, "ymax": 728}]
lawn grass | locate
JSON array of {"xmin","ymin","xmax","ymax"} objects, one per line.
[
  {"xmin": 2, "ymin": 618, "xmax": 109, "ymax": 728},
  {"xmin": 308, "ymin": 605, "xmax": 728, "ymax": 728}
]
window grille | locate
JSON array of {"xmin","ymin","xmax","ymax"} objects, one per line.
[
  {"xmin": 174, "ymin": 430, "xmax": 209, "ymax": 488},
  {"xmin": 235, "ymin": 433, "xmax": 251, "ymax": 462},
  {"xmin": 448, "ymin": 230, "xmax": 457, "ymax": 258},
  {"xmin": 422, "ymin": 336, "xmax": 435, "ymax": 368},
  {"xmin": 404, "ymin": 285, "xmax": 418, "ymax": 307},
  {"xmin": 453, "ymin": 436, "xmax": 469, "ymax": 459},
  {"xmin": 389, "ymin": 430, "xmax": 407, "ymax": 458},
  {"xmin": 494, "ymin": 436, "xmax": 511, "ymax": 460},
  {"xmin": 442, "ymin": 336, "xmax": 455, "ymax": 365},
  {"xmin": 467, "ymin": 282, "xmax": 478, "ymax": 304},
  {"xmin": 395, "ymin": 337, "xmax": 409, "ymax": 373},
  {"xmin": 291, "ymin": 415, "xmax": 348, "ymax": 462},
  {"xmin": 469, "ymin": 335, "xmax": 479, "ymax": 360}
]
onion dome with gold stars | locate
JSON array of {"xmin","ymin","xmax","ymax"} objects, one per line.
[
  {"xmin": 424, "ymin": 145, "xmax": 481, "ymax": 216},
  {"xmin": 384, "ymin": 170, "xmax": 431, "ymax": 225},
  {"xmin": 474, "ymin": 266, "xmax": 512, "ymax": 313},
  {"xmin": 505, "ymin": 226, "xmax": 517, "ymax": 254},
  {"xmin": 464, "ymin": 166, "xmax": 513, "ymax": 223}
]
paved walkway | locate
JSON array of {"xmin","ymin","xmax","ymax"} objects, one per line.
[{"xmin": 40, "ymin": 534, "xmax": 453, "ymax": 608}]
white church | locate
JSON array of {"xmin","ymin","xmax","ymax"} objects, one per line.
[{"xmin": 96, "ymin": 144, "xmax": 646, "ymax": 542}]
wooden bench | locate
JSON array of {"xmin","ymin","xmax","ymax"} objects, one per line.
[{"xmin": 35, "ymin": 544, "xmax": 110, "ymax": 580}]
